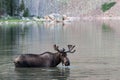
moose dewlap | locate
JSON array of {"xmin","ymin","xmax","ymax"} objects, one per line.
[{"xmin": 14, "ymin": 44, "xmax": 76, "ymax": 68}]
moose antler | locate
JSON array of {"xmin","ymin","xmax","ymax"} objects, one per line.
[
  {"xmin": 66, "ymin": 45, "xmax": 76, "ymax": 53},
  {"xmin": 54, "ymin": 44, "xmax": 76, "ymax": 53},
  {"xmin": 53, "ymin": 44, "xmax": 61, "ymax": 52}
]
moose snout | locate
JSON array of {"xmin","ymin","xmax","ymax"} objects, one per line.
[{"xmin": 65, "ymin": 61, "xmax": 70, "ymax": 66}]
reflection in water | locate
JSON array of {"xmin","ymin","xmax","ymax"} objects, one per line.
[
  {"xmin": 14, "ymin": 67, "xmax": 70, "ymax": 80},
  {"xmin": 102, "ymin": 23, "xmax": 113, "ymax": 32},
  {"xmin": 0, "ymin": 21, "xmax": 120, "ymax": 80}
]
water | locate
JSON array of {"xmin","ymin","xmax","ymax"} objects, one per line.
[{"xmin": 0, "ymin": 20, "xmax": 120, "ymax": 80}]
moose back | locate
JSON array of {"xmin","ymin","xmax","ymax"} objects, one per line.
[{"xmin": 14, "ymin": 45, "xmax": 76, "ymax": 68}]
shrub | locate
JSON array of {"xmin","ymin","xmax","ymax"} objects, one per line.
[
  {"xmin": 101, "ymin": 2, "xmax": 116, "ymax": 12},
  {"xmin": 23, "ymin": 8, "xmax": 29, "ymax": 17},
  {"xmin": 19, "ymin": 0, "xmax": 25, "ymax": 11}
]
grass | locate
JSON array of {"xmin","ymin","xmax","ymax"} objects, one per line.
[
  {"xmin": 101, "ymin": 2, "xmax": 116, "ymax": 12},
  {"xmin": 0, "ymin": 19, "xmax": 23, "ymax": 22},
  {"xmin": 0, "ymin": 17, "xmax": 44, "ymax": 26},
  {"xmin": 0, "ymin": 18, "xmax": 41, "ymax": 23},
  {"xmin": 0, "ymin": 17, "xmax": 22, "ymax": 22}
]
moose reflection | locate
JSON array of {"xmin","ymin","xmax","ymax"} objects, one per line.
[
  {"xmin": 14, "ymin": 67, "xmax": 70, "ymax": 80},
  {"xmin": 14, "ymin": 44, "xmax": 75, "ymax": 68}
]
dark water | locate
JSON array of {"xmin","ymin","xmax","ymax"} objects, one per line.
[{"xmin": 0, "ymin": 20, "xmax": 120, "ymax": 80}]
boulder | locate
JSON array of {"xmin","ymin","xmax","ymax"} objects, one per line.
[{"xmin": 44, "ymin": 13, "xmax": 67, "ymax": 22}]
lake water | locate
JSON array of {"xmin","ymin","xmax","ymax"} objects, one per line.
[{"xmin": 0, "ymin": 20, "xmax": 120, "ymax": 80}]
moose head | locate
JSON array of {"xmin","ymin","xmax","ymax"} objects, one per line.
[{"xmin": 54, "ymin": 44, "xmax": 76, "ymax": 66}]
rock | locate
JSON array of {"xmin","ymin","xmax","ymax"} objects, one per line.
[
  {"xmin": 22, "ymin": 17, "xmax": 26, "ymax": 20},
  {"xmin": 44, "ymin": 13, "xmax": 69, "ymax": 22},
  {"xmin": 63, "ymin": 15, "xmax": 68, "ymax": 20},
  {"xmin": 32, "ymin": 17, "xmax": 41, "ymax": 21},
  {"xmin": 44, "ymin": 16, "xmax": 52, "ymax": 21}
]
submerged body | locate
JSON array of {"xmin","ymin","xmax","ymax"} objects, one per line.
[{"xmin": 14, "ymin": 52, "xmax": 62, "ymax": 67}]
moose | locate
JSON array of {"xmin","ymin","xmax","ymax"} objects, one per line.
[{"xmin": 14, "ymin": 44, "xmax": 76, "ymax": 68}]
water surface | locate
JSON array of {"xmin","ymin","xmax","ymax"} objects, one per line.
[{"xmin": 0, "ymin": 20, "xmax": 120, "ymax": 80}]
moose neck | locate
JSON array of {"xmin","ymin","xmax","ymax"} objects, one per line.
[{"xmin": 52, "ymin": 53, "xmax": 61, "ymax": 67}]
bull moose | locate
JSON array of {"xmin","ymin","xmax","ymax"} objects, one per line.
[{"xmin": 14, "ymin": 44, "xmax": 76, "ymax": 68}]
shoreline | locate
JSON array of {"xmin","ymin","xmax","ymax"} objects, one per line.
[{"xmin": 1, "ymin": 17, "xmax": 120, "ymax": 25}]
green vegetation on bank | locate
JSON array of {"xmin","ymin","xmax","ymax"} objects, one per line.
[
  {"xmin": 0, "ymin": 19, "xmax": 23, "ymax": 22},
  {"xmin": 19, "ymin": 0, "xmax": 25, "ymax": 12},
  {"xmin": 101, "ymin": 2, "xmax": 116, "ymax": 12},
  {"xmin": 0, "ymin": 0, "xmax": 19, "ymax": 16},
  {"xmin": 0, "ymin": 0, "xmax": 30, "ymax": 22},
  {"xmin": 0, "ymin": 19, "xmax": 40, "ymax": 22},
  {"xmin": 0, "ymin": 17, "xmax": 26, "ymax": 23},
  {"xmin": 0, "ymin": 16, "xmax": 44, "ymax": 23},
  {"xmin": 23, "ymin": 8, "xmax": 29, "ymax": 17},
  {"xmin": 19, "ymin": 0, "xmax": 29, "ymax": 17},
  {"xmin": 0, "ymin": 0, "xmax": 29, "ymax": 17}
]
